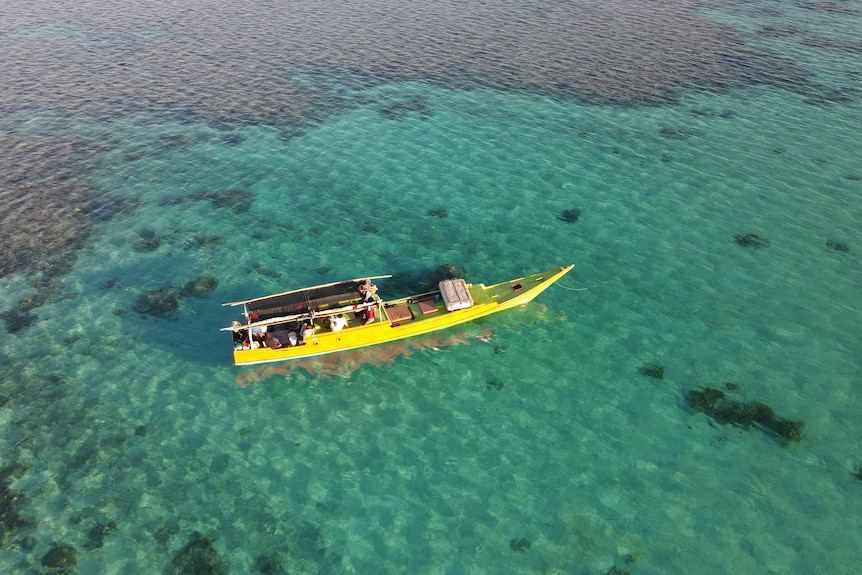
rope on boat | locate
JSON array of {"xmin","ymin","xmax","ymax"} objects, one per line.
[{"xmin": 556, "ymin": 280, "xmax": 607, "ymax": 291}]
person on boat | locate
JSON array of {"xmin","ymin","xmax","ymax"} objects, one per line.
[
  {"xmin": 329, "ymin": 314, "xmax": 348, "ymax": 332},
  {"xmin": 250, "ymin": 325, "xmax": 266, "ymax": 343},
  {"xmin": 301, "ymin": 321, "xmax": 315, "ymax": 340},
  {"xmin": 360, "ymin": 305, "xmax": 376, "ymax": 325},
  {"xmin": 358, "ymin": 279, "xmax": 378, "ymax": 303},
  {"xmin": 231, "ymin": 321, "xmax": 247, "ymax": 348},
  {"xmin": 264, "ymin": 331, "xmax": 282, "ymax": 349}
]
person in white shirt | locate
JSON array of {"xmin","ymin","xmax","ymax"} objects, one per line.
[{"xmin": 329, "ymin": 314, "xmax": 348, "ymax": 332}]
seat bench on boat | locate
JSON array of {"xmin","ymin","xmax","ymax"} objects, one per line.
[
  {"xmin": 417, "ymin": 299, "xmax": 438, "ymax": 315},
  {"xmin": 386, "ymin": 304, "xmax": 414, "ymax": 324}
]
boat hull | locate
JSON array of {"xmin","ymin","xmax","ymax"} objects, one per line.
[{"xmin": 230, "ymin": 265, "xmax": 573, "ymax": 366}]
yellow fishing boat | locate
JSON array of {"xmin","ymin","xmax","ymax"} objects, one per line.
[{"xmin": 221, "ymin": 265, "xmax": 573, "ymax": 366}]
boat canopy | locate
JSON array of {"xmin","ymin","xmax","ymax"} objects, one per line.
[{"xmin": 222, "ymin": 275, "xmax": 391, "ymax": 323}]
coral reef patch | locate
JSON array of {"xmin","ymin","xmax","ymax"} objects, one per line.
[
  {"xmin": 378, "ymin": 94, "xmax": 433, "ymax": 120},
  {"xmin": 686, "ymin": 386, "xmax": 804, "ymax": 443},
  {"xmin": 2, "ymin": 307, "xmax": 38, "ymax": 334},
  {"xmin": 2, "ymin": 281, "xmax": 67, "ymax": 334},
  {"xmin": 0, "ymin": 0, "xmax": 816, "ymax": 118},
  {"xmin": 0, "ymin": 464, "xmax": 30, "ymax": 547},
  {"xmin": 558, "ymin": 208, "xmax": 581, "ymax": 223},
  {"xmin": 186, "ymin": 235, "xmax": 225, "ymax": 250},
  {"xmin": 41, "ymin": 544, "xmax": 77, "ymax": 574},
  {"xmin": 429, "ymin": 263, "xmax": 467, "ymax": 284},
  {"xmin": 190, "ymin": 189, "xmax": 255, "ymax": 214},
  {"xmin": 166, "ymin": 532, "xmax": 228, "ymax": 575},
  {"xmin": 734, "ymin": 233, "xmax": 770, "ymax": 248},
  {"xmin": 0, "ymin": 134, "xmax": 118, "ymax": 280},
  {"xmin": 132, "ymin": 229, "xmax": 163, "ymax": 253},
  {"xmin": 132, "ymin": 276, "xmax": 219, "ymax": 317},
  {"xmin": 132, "ymin": 287, "xmax": 182, "ymax": 317},
  {"xmin": 84, "ymin": 521, "xmax": 118, "ymax": 550},
  {"xmin": 640, "ymin": 364, "xmax": 665, "ymax": 379},
  {"xmin": 803, "ymin": 86, "xmax": 856, "ymax": 105},
  {"xmin": 826, "ymin": 239, "xmax": 850, "ymax": 253},
  {"xmin": 253, "ymin": 551, "xmax": 287, "ymax": 574},
  {"xmin": 510, "ymin": 537, "xmax": 531, "ymax": 552},
  {"xmin": 180, "ymin": 276, "xmax": 219, "ymax": 299}
]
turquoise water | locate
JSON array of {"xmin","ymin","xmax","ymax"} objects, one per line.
[{"xmin": 2, "ymin": 1, "xmax": 862, "ymax": 574}]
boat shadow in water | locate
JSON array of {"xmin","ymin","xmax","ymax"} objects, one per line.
[
  {"xmin": 234, "ymin": 328, "xmax": 495, "ymax": 387},
  {"xmin": 234, "ymin": 301, "xmax": 561, "ymax": 387}
]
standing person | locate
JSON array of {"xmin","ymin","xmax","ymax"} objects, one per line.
[{"xmin": 358, "ymin": 279, "xmax": 378, "ymax": 303}]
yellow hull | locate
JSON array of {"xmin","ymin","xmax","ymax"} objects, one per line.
[{"xmin": 232, "ymin": 265, "xmax": 573, "ymax": 366}]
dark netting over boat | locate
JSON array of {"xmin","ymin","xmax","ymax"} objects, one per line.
[{"xmin": 248, "ymin": 280, "xmax": 365, "ymax": 321}]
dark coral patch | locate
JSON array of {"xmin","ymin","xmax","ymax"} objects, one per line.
[
  {"xmin": 686, "ymin": 386, "xmax": 804, "ymax": 443},
  {"xmin": 640, "ymin": 364, "xmax": 665, "ymax": 379},
  {"xmin": 429, "ymin": 263, "xmax": 466, "ymax": 285},
  {"xmin": 191, "ymin": 189, "xmax": 255, "ymax": 214},
  {"xmin": 188, "ymin": 235, "xmax": 225, "ymax": 250},
  {"xmin": 2, "ymin": 308, "xmax": 38, "ymax": 333},
  {"xmin": 379, "ymin": 95, "xmax": 433, "ymax": 120},
  {"xmin": 734, "ymin": 233, "xmax": 769, "ymax": 248},
  {"xmin": 132, "ymin": 287, "xmax": 181, "ymax": 317},
  {"xmin": 254, "ymin": 552, "xmax": 287, "ymax": 574},
  {"xmin": 804, "ymin": 86, "xmax": 856, "ymax": 105},
  {"xmin": 1, "ymin": 465, "xmax": 29, "ymax": 546},
  {"xmin": 132, "ymin": 229, "xmax": 162, "ymax": 252},
  {"xmin": 510, "ymin": 537, "xmax": 531, "ymax": 552},
  {"xmin": 558, "ymin": 208, "xmax": 581, "ymax": 223},
  {"xmin": 41, "ymin": 544, "xmax": 77, "ymax": 574},
  {"xmin": 220, "ymin": 133, "xmax": 245, "ymax": 146},
  {"xmin": 1, "ymin": 284, "xmax": 60, "ymax": 332},
  {"xmin": 166, "ymin": 532, "xmax": 229, "ymax": 575},
  {"xmin": 252, "ymin": 264, "xmax": 282, "ymax": 279},
  {"xmin": 84, "ymin": 521, "xmax": 118, "ymax": 550},
  {"xmin": 180, "ymin": 276, "xmax": 219, "ymax": 298},
  {"xmin": 826, "ymin": 240, "xmax": 849, "ymax": 253},
  {"xmin": 0, "ymin": 135, "xmax": 105, "ymax": 279},
  {"xmin": 83, "ymin": 196, "xmax": 141, "ymax": 223}
]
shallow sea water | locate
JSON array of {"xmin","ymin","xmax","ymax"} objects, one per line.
[{"xmin": 1, "ymin": 0, "xmax": 862, "ymax": 574}]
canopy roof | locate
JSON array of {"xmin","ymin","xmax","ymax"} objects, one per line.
[{"xmin": 222, "ymin": 275, "xmax": 390, "ymax": 323}]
